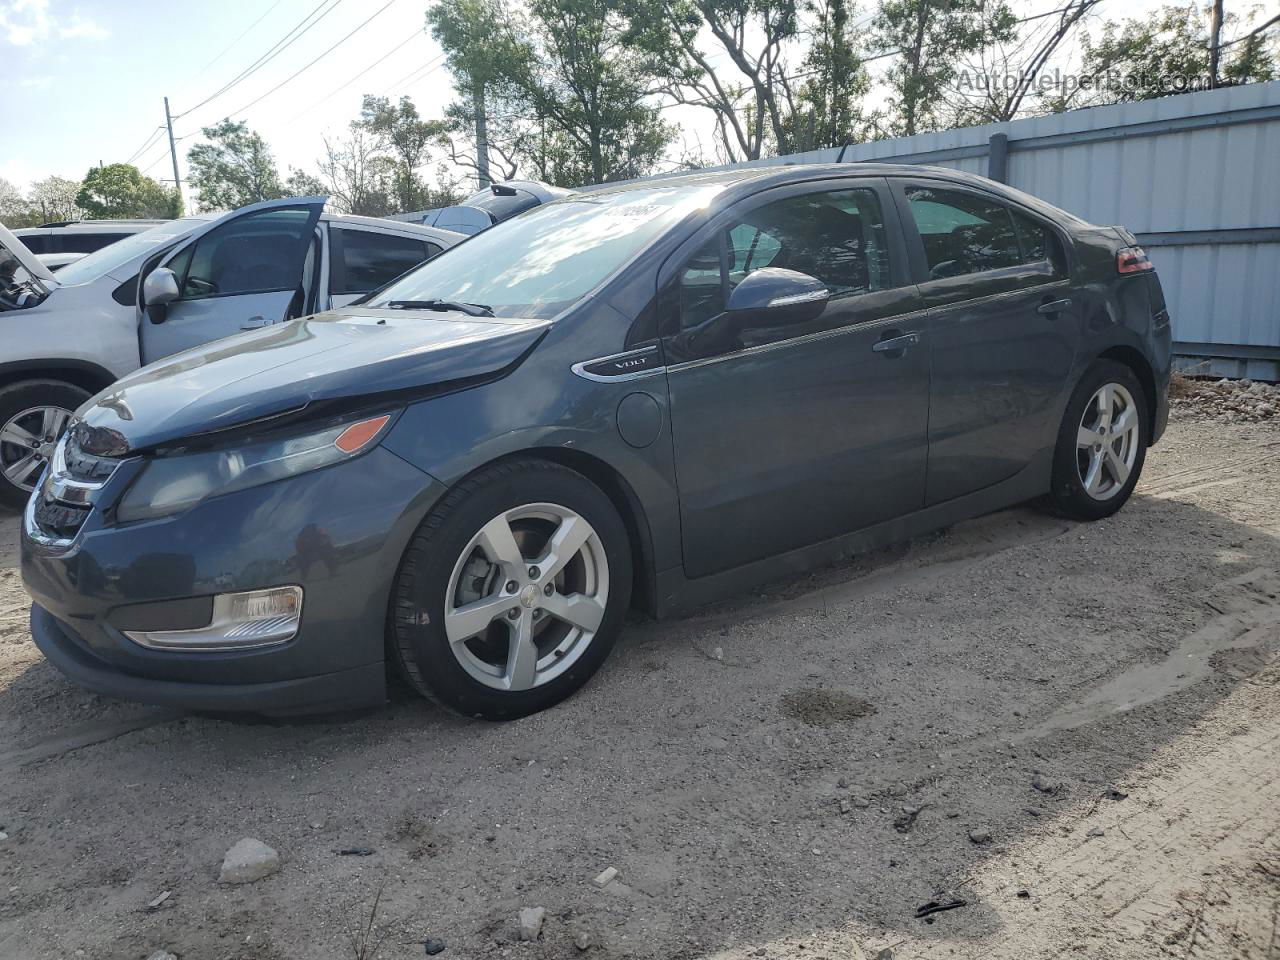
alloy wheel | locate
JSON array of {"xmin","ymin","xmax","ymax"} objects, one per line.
[
  {"xmin": 1076, "ymin": 382, "xmax": 1140, "ymax": 501},
  {"xmin": 444, "ymin": 502, "xmax": 610, "ymax": 692},
  {"xmin": 0, "ymin": 405, "xmax": 70, "ymax": 493}
]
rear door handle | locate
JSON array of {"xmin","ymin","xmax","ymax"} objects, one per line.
[
  {"xmin": 872, "ymin": 332, "xmax": 920, "ymax": 354},
  {"xmin": 1037, "ymin": 298, "xmax": 1072, "ymax": 315}
]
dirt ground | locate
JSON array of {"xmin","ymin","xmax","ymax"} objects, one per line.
[{"xmin": 2, "ymin": 410, "xmax": 1279, "ymax": 960}]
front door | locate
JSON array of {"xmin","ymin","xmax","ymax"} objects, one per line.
[
  {"xmin": 138, "ymin": 198, "xmax": 324, "ymax": 364},
  {"xmin": 661, "ymin": 180, "xmax": 930, "ymax": 580},
  {"xmin": 893, "ymin": 182, "xmax": 1082, "ymax": 505}
]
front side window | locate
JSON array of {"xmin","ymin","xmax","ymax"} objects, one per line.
[
  {"xmin": 906, "ymin": 187, "xmax": 1021, "ymax": 280},
  {"xmin": 678, "ymin": 187, "xmax": 893, "ymax": 330},
  {"xmin": 333, "ymin": 230, "xmax": 429, "ymax": 294},
  {"xmin": 174, "ymin": 208, "xmax": 315, "ymax": 301}
]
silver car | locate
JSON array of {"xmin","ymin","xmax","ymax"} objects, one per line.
[{"xmin": 0, "ymin": 196, "xmax": 462, "ymax": 506}]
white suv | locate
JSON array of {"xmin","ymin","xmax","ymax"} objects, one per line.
[{"xmin": 0, "ymin": 196, "xmax": 462, "ymax": 506}]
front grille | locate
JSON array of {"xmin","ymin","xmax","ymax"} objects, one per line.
[
  {"xmin": 62, "ymin": 434, "xmax": 119, "ymax": 481},
  {"xmin": 33, "ymin": 495, "xmax": 91, "ymax": 539}
]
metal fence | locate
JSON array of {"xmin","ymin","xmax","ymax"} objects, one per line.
[{"xmin": 836, "ymin": 80, "xmax": 1280, "ymax": 380}]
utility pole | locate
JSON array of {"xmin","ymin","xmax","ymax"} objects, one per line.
[
  {"xmin": 472, "ymin": 85, "xmax": 491, "ymax": 188},
  {"xmin": 164, "ymin": 96, "xmax": 183, "ymax": 205},
  {"xmin": 1208, "ymin": 0, "xmax": 1224, "ymax": 88}
]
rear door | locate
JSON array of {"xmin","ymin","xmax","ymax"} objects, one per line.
[
  {"xmin": 661, "ymin": 178, "xmax": 929, "ymax": 579},
  {"xmin": 892, "ymin": 180, "xmax": 1081, "ymax": 505},
  {"xmin": 138, "ymin": 197, "xmax": 324, "ymax": 364},
  {"xmin": 327, "ymin": 226, "xmax": 440, "ymax": 308}
]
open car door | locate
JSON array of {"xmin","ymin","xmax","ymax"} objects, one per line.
[
  {"xmin": 0, "ymin": 221, "xmax": 58, "ymax": 309},
  {"xmin": 136, "ymin": 196, "xmax": 325, "ymax": 364}
]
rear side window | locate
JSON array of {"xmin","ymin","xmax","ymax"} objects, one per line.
[
  {"xmin": 16, "ymin": 233, "xmax": 49, "ymax": 253},
  {"xmin": 678, "ymin": 187, "xmax": 894, "ymax": 330},
  {"xmin": 59, "ymin": 232, "xmax": 123, "ymax": 254},
  {"xmin": 331, "ymin": 229, "xmax": 430, "ymax": 295},
  {"xmin": 906, "ymin": 187, "xmax": 1021, "ymax": 280}
]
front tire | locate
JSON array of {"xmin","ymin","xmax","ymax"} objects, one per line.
[
  {"xmin": 0, "ymin": 380, "xmax": 89, "ymax": 509},
  {"xmin": 1048, "ymin": 359, "xmax": 1148, "ymax": 521},
  {"xmin": 389, "ymin": 459, "xmax": 632, "ymax": 720}
]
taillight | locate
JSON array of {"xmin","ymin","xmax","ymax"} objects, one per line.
[{"xmin": 1116, "ymin": 246, "xmax": 1153, "ymax": 274}]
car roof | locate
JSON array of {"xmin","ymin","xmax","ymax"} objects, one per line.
[
  {"xmin": 322, "ymin": 212, "xmax": 465, "ymax": 243},
  {"xmin": 577, "ymin": 162, "xmax": 1088, "ymax": 226},
  {"xmin": 15, "ymin": 220, "xmax": 169, "ymax": 234}
]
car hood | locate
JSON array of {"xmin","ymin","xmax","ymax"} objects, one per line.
[{"xmin": 77, "ymin": 308, "xmax": 550, "ymax": 454}]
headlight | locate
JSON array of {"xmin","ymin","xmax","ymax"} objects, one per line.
[{"xmin": 116, "ymin": 413, "xmax": 392, "ymax": 522}]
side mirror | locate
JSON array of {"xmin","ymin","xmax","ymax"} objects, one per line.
[
  {"xmin": 726, "ymin": 268, "xmax": 829, "ymax": 327},
  {"xmin": 141, "ymin": 267, "xmax": 180, "ymax": 325}
]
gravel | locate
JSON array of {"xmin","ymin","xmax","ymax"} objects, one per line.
[{"xmin": 2, "ymin": 409, "xmax": 1279, "ymax": 959}]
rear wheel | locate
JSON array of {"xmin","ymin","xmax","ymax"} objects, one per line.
[
  {"xmin": 0, "ymin": 380, "xmax": 89, "ymax": 509},
  {"xmin": 389, "ymin": 459, "xmax": 632, "ymax": 720},
  {"xmin": 1047, "ymin": 359, "xmax": 1148, "ymax": 521}
]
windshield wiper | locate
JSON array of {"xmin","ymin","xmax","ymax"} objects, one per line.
[{"xmin": 385, "ymin": 299, "xmax": 494, "ymax": 318}]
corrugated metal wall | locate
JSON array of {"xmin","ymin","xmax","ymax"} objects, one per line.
[{"xmin": 839, "ymin": 81, "xmax": 1280, "ymax": 379}]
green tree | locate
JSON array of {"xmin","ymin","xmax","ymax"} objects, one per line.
[
  {"xmin": 633, "ymin": 0, "xmax": 806, "ymax": 160},
  {"xmin": 1071, "ymin": 4, "xmax": 1275, "ymax": 105},
  {"xmin": 0, "ymin": 177, "xmax": 38, "ymax": 228},
  {"xmin": 186, "ymin": 119, "xmax": 284, "ymax": 211},
  {"xmin": 28, "ymin": 176, "xmax": 87, "ymax": 223},
  {"xmin": 358, "ymin": 95, "xmax": 449, "ymax": 211},
  {"xmin": 518, "ymin": 0, "xmax": 675, "ymax": 184},
  {"xmin": 76, "ymin": 164, "xmax": 182, "ymax": 219},
  {"xmin": 871, "ymin": 0, "xmax": 1016, "ymax": 136},
  {"xmin": 784, "ymin": 0, "xmax": 870, "ymax": 149},
  {"xmin": 428, "ymin": 0, "xmax": 532, "ymax": 185}
]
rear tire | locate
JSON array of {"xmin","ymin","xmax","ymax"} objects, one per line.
[
  {"xmin": 389, "ymin": 459, "xmax": 632, "ymax": 720},
  {"xmin": 1047, "ymin": 359, "xmax": 1148, "ymax": 521},
  {"xmin": 0, "ymin": 380, "xmax": 89, "ymax": 509}
]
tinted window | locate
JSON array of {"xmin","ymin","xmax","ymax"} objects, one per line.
[
  {"xmin": 60, "ymin": 232, "xmax": 123, "ymax": 254},
  {"xmin": 906, "ymin": 187, "xmax": 1021, "ymax": 280},
  {"xmin": 174, "ymin": 208, "xmax": 314, "ymax": 300},
  {"xmin": 679, "ymin": 188, "xmax": 893, "ymax": 330},
  {"xmin": 15, "ymin": 233, "xmax": 49, "ymax": 253},
  {"xmin": 333, "ymin": 230, "xmax": 429, "ymax": 294},
  {"xmin": 1010, "ymin": 209, "xmax": 1059, "ymax": 266}
]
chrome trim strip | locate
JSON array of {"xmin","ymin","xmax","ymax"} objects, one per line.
[
  {"xmin": 571, "ymin": 345, "xmax": 667, "ymax": 383},
  {"xmin": 125, "ymin": 586, "xmax": 304, "ymax": 652}
]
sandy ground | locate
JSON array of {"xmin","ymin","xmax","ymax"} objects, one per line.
[{"xmin": 2, "ymin": 412, "xmax": 1279, "ymax": 960}]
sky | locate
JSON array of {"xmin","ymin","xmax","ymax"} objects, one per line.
[{"xmin": 0, "ymin": 0, "xmax": 1178, "ymax": 208}]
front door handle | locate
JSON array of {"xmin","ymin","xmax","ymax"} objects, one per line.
[
  {"xmin": 1037, "ymin": 298, "xmax": 1072, "ymax": 315},
  {"xmin": 872, "ymin": 332, "xmax": 920, "ymax": 355},
  {"xmin": 240, "ymin": 316, "xmax": 270, "ymax": 330}
]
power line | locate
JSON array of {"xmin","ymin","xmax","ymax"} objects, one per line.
[
  {"xmin": 191, "ymin": 0, "xmax": 289, "ymax": 82},
  {"xmin": 283, "ymin": 31, "xmax": 426, "ymax": 127},
  {"xmin": 380, "ymin": 51, "xmax": 446, "ymax": 94},
  {"xmin": 124, "ymin": 126, "xmax": 166, "ymax": 165},
  {"xmin": 222, "ymin": 0, "xmax": 401, "ymax": 118},
  {"xmin": 173, "ymin": 0, "xmax": 345, "ymax": 120}
]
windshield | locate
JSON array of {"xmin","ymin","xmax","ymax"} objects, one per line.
[
  {"xmin": 54, "ymin": 219, "xmax": 206, "ymax": 286},
  {"xmin": 368, "ymin": 184, "xmax": 722, "ymax": 319}
]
